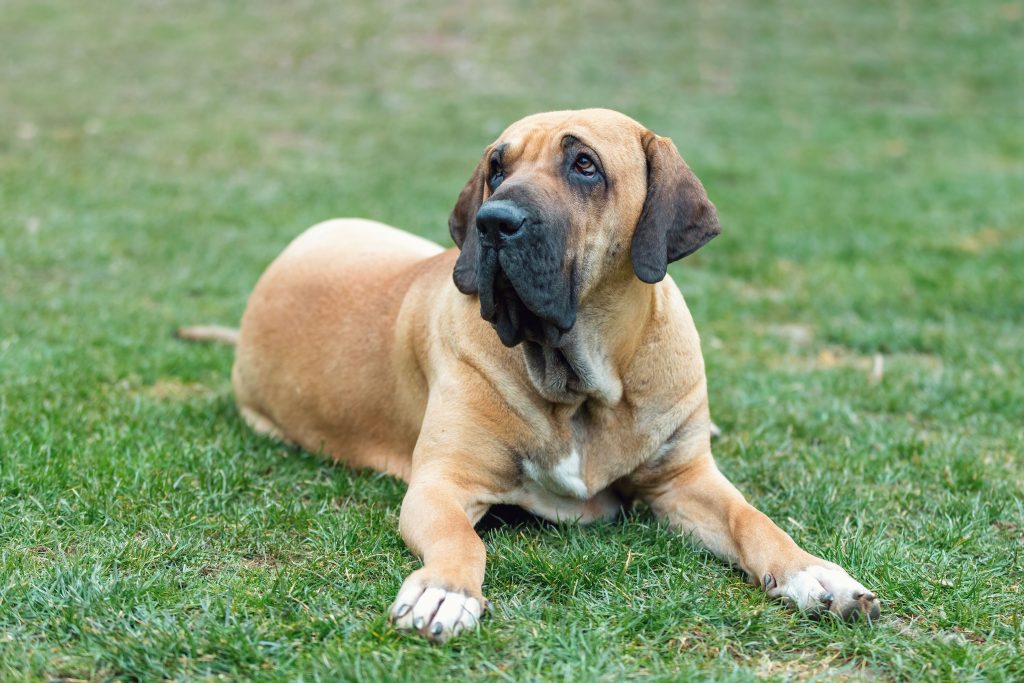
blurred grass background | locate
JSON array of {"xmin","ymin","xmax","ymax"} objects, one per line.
[{"xmin": 1, "ymin": 1, "xmax": 1022, "ymax": 680}]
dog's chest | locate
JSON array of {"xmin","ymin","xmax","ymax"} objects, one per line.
[
  {"xmin": 521, "ymin": 448, "xmax": 589, "ymax": 499},
  {"xmin": 518, "ymin": 417, "xmax": 654, "ymax": 502},
  {"xmin": 511, "ymin": 399, "xmax": 681, "ymax": 521},
  {"xmin": 514, "ymin": 443, "xmax": 623, "ymax": 523}
]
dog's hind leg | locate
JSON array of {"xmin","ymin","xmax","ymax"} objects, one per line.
[
  {"xmin": 238, "ymin": 404, "xmax": 291, "ymax": 444},
  {"xmin": 177, "ymin": 324, "xmax": 287, "ymax": 442}
]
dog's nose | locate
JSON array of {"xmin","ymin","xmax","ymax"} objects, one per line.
[{"xmin": 476, "ymin": 200, "xmax": 527, "ymax": 242}]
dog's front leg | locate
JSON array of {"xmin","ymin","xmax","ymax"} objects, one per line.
[
  {"xmin": 631, "ymin": 448, "xmax": 880, "ymax": 621},
  {"xmin": 388, "ymin": 470, "xmax": 490, "ymax": 643}
]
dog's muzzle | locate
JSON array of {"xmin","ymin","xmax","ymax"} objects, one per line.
[{"xmin": 474, "ymin": 200, "xmax": 576, "ymax": 348}]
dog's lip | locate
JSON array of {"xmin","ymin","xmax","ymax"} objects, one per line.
[{"xmin": 481, "ymin": 269, "xmax": 572, "ymax": 348}]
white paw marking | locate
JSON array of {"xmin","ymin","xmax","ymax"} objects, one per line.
[
  {"xmin": 769, "ymin": 563, "xmax": 880, "ymax": 620},
  {"xmin": 775, "ymin": 567, "xmax": 836, "ymax": 610},
  {"xmin": 389, "ymin": 579, "xmax": 482, "ymax": 643},
  {"xmin": 523, "ymin": 448, "xmax": 589, "ymax": 499}
]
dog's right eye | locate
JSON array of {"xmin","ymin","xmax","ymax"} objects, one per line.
[
  {"xmin": 488, "ymin": 162, "xmax": 504, "ymax": 189},
  {"xmin": 573, "ymin": 154, "xmax": 596, "ymax": 176}
]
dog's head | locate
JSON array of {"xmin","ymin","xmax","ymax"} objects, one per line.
[{"xmin": 449, "ymin": 109, "xmax": 720, "ymax": 348}]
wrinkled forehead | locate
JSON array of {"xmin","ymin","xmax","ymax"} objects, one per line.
[{"xmin": 495, "ymin": 109, "xmax": 647, "ymax": 170}]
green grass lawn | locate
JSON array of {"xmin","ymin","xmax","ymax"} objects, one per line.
[{"xmin": 2, "ymin": 0, "xmax": 1022, "ymax": 680}]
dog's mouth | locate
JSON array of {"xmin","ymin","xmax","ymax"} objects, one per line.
[
  {"xmin": 476, "ymin": 247, "xmax": 576, "ymax": 349},
  {"xmin": 472, "ymin": 241, "xmax": 607, "ymax": 404},
  {"xmin": 479, "ymin": 268, "xmax": 570, "ymax": 348}
]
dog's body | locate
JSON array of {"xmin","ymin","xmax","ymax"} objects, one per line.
[
  {"xmin": 234, "ymin": 217, "xmax": 704, "ymax": 524},
  {"xmin": 187, "ymin": 109, "xmax": 879, "ymax": 642}
]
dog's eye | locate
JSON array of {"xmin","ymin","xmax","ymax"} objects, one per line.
[
  {"xmin": 489, "ymin": 161, "xmax": 504, "ymax": 189},
  {"xmin": 573, "ymin": 154, "xmax": 596, "ymax": 177}
]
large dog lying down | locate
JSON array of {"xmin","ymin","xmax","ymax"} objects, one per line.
[{"xmin": 180, "ymin": 109, "xmax": 880, "ymax": 643}]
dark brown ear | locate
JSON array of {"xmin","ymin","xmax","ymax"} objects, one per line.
[
  {"xmin": 449, "ymin": 158, "xmax": 486, "ymax": 294},
  {"xmin": 631, "ymin": 132, "xmax": 721, "ymax": 284}
]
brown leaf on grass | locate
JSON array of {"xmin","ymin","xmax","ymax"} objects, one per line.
[
  {"xmin": 956, "ymin": 227, "xmax": 1005, "ymax": 254},
  {"xmin": 143, "ymin": 379, "xmax": 212, "ymax": 401}
]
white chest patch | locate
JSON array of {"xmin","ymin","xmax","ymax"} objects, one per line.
[{"xmin": 522, "ymin": 448, "xmax": 590, "ymax": 500}]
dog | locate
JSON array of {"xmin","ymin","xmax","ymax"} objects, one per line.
[{"xmin": 179, "ymin": 108, "xmax": 880, "ymax": 643}]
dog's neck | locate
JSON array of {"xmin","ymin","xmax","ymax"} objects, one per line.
[{"xmin": 522, "ymin": 273, "xmax": 655, "ymax": 406}]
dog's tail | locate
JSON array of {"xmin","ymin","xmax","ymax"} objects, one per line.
[{"xmin": 175, "ymin": 325, "xmax": 240, "ymax": 346}]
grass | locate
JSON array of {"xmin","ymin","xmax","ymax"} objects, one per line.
[{"xmin": 1, "ymin": 0, "xmax": 1022, "ymax": 680}]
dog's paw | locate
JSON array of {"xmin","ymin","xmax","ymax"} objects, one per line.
[
  {"xmin": 765, "ymin": 563, "xmax": 880, "ymax": 621},
  {"xmin": 388, "ymin": 571, "xmax": 485, "ymax": 644}
]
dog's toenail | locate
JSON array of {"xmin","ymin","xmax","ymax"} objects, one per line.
[
  {"xmin": 414, "ymin": 617, "xmax": 424, "ymax": 629},
  {"xmin": 763, "ymin": 573, "xmax": 775, "ymax": 590},
  {"xmin": 431, "ymin": 622, "xmax": 443, "ymax": 636},
  {"xmin": 821, "ymin": 592, "xmax": 834, "ymax": 605},
  {"xmin": 395, "ymin": 604, "xmax": 410, "ymax": 618}
]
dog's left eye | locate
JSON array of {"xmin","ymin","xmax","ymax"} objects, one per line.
[{"xmin": 573, "ymin": 154, "xmax": 596, "ymax": 177}]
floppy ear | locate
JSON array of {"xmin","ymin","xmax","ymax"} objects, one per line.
[
  {"xmin": 631, "ymin": 132, "xmax": 721, "ymax": 284},
  {"xmin": 449, "ymin": 158, "xmax": 486, "ymax": 294}
]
